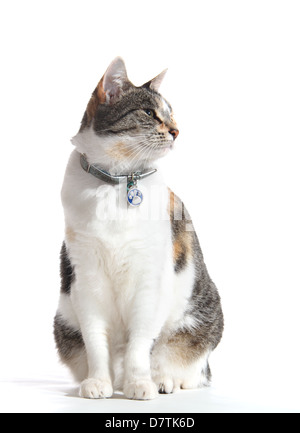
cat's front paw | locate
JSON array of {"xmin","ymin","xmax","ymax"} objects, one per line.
[
  {"xmin": 79, "ymin": 378, "xmax": 113, "ymax": 399},
  {"xmin": 124, "ymin": 379, "xmax": 158, "ymax": 400}
]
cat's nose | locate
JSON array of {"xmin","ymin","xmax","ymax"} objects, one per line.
[{"xmin": 169, "ymin": 128, "xmax": 179, "ymax": 140}]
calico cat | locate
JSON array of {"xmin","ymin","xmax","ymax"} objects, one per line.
[{"xmin": 54, "ymin": 57, "xmax": 224, "ymax": 400}]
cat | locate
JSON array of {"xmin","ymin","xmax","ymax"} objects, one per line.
[{"xmin": 54, "ymin": 57, "xmax": 224, "ymax": 400}]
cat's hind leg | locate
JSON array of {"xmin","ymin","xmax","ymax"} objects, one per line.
[
  {"xmin": 54, "ymin": 313, "xmax": 88, "ymax": 383},
  {"xmin": 151, "ymin": 330, "xmax": 212, "ymax": 394},
  {"xmin": 54, "ymin": 243, "xmax": 89, "ymax": 383}
]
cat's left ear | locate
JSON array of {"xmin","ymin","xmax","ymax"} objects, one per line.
[
  {"xmin": 143, "ymin": 69, "xmax": 168, "ymax": 92},
  {"xmin": 98, "ymin": 57, "xmax": 130, "ymax": 104}
]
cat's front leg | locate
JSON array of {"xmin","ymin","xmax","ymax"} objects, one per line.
[
  {"xmin": 123, "ymin": 273, "xmax": 171, "ymax": 400},
  {"xmin": 71, "ymin": 278, "xmax": 113, "ymax": 399},
  {"xmin": 123, "ymin": 336, "xmax": 159, "ymax": 400}
]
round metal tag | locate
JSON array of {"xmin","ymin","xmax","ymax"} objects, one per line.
[{"xmin": 127, "ymin": 188, "xmax": 143, "ymax": 207}]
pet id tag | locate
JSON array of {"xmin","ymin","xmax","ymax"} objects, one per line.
[{"xmin": 127, "ymin": 180, "xmax": 143, "ymax": 207}]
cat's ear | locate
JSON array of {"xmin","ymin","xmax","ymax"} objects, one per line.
[
  {"xmin": 97, "ymin": 57, "xmax": 130, "ymax": 104},
  {"xmin": 143, "ymin": 69, "xmax": 168, "ymax": 92}
]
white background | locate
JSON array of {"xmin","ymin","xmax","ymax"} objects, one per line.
[{"xmin": 0, "ymin": 0, "xmax": 299, "ymax": 413}]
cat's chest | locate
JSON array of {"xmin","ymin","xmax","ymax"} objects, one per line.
[
  {"xmin": 87, "ymin": 184, "xmax": 171, "ymax": 265},
  {"xmin": 63, "ymin": 162, "xmax": 171, "ymax": 248},
  {"xmin": 88, "ymin": 182, "xmax": 170, "ymax": 234}
]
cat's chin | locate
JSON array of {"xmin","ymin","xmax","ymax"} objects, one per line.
[
  {"xmin": 161, "ymin": 147, "xmax": 171, "ymax": 156},
  {"xmin": 157, "ymin": 144, "xmax": 174, "ymax": 157},
  {"xmin": 113, "ymin": 145, "xmax": 173, "ymax": 172}
]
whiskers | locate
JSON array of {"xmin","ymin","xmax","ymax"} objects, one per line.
[
  {"xmin": 111, "ymin": 134, "xmax": 165, "ymax": 171},
  {"xmin": 78, "ymin": 124, "xmax": 169, "ymax": 173}
]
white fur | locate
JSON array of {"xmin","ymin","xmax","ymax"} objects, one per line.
[
  {"xmin": 162, "ymin": 98, "xmax": 171, "ymax": 116},
  {"xmin": 57, "ymin": 128, "xmax": 203, "ymax": 399},
  {"xmin": 151, "ymin": 345, "xmax": 211, "ymax": 393}
]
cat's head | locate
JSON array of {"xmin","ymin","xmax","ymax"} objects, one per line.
[{"xmin": 72, "ymin": 57, "xmax": 179, "ymax": 173}]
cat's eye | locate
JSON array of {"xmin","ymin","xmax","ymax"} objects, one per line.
[{"xmin": 144, "ymin": 109, "xmax": 155, "ymax": 118}]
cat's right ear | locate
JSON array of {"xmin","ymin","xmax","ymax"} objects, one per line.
[{"xmin": 97, "ymin": 57, "xmax": 130, "ymax": 105}]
